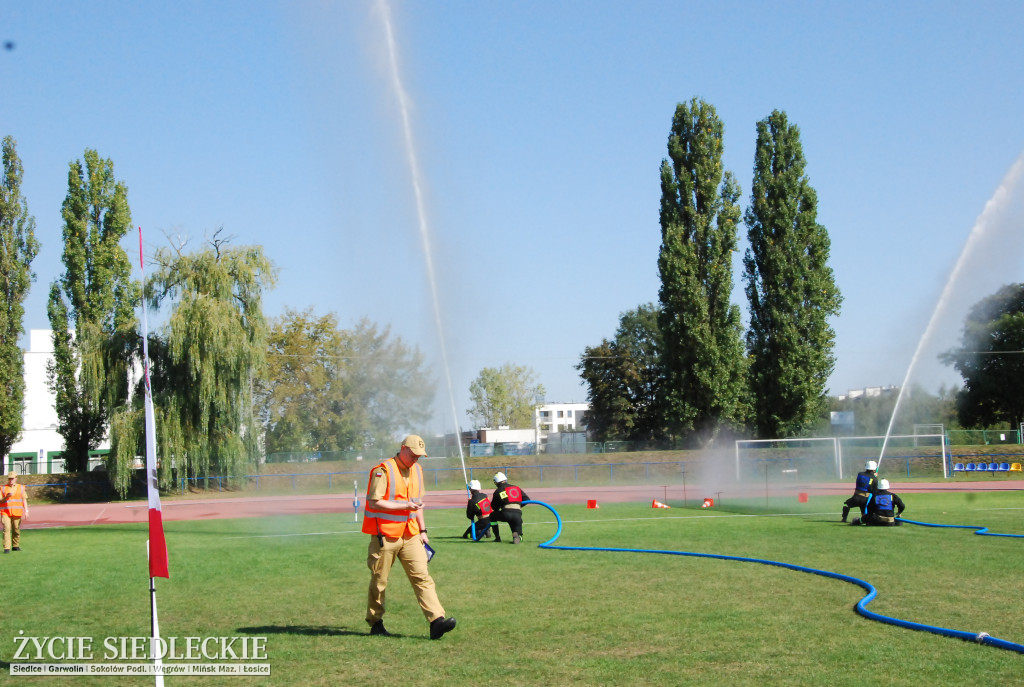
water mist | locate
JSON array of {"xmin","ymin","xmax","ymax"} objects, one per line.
[
  {"xmin": 377, "ymin": 0, "xmax": 467, "ymax": 478},
  {"xmin": 878, "ymin": 151, "xmax": 1024, "ymax": 469}
]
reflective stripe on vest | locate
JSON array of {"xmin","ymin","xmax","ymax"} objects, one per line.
[
  {"xmin": 361, "ymin": 459, "xmax": 423, "ymax": 537},
  {"xmin": 1, "ymin": 484, "xmax": 25, "ymax": 517}
]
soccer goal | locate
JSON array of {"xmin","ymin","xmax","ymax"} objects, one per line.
[
  {"xmin": 734, "ymin": 437, "xmax": 840, "ymax": 483},
  {"xmin": 841, "ymin": 434, "xmax": 948, "ymax": 479}
]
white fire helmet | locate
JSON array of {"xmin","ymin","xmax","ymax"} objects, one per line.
[
  {"xmin": 493, "ymin": 472, "xmax": 507, "ymax": 484},
  {"xmin": 865, "ymin": 460, "xmax": 878, "ymax": 471},
  {"xmin": 469, "ymin": 479, "xmax": 481, "ymax": 491},
  {"xmin": 879, "ymin": 479, "xmax": 890, "ymax": 491}
]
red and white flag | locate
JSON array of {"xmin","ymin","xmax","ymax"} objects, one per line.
[{"xmin": 140, "ymin": 228, "xmax": 169, "ymax": 578}]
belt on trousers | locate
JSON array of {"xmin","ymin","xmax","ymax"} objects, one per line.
[{"xmin": 855, "ymin": 491, "xmax": 869, "ymax": 497}]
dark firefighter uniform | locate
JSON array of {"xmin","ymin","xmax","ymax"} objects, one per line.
[
  {"xmin": 857, "ymin": 488, "xmax": 905, "ymax": 527},
  {"xmin": 841, "ymin": 468, "xmax": 877, "ymax": 523},
  {"xmin": 463, "ymin": 487, "xmax": 493, "ymax": 541},
  {"xmin": 490, "ymin": 477, "xmax": 529, "ymax": 544}
]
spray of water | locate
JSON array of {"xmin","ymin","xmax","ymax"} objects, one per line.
[
  {"xmin": 377, "ymin": 0, "xmax": 467, "ymax": 479},
  {"xmin": 878, "ymin": 151, "xmax": 1024, "ymax": 469}
]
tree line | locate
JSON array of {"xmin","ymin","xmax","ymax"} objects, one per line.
[
  {"xmin": 577, "ymin": 98, "xmax": 1024, "ymax": 446},
  {"xmin": 0, "ymin": 140, "xmax": 434, "ymax": 496},
  {"xmin": 1, "ymin": 119, "xmax": 1021, "ymax": 490}
]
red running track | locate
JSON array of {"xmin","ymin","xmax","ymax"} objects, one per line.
[{"xmin": 24, "ymin": 481, "xmax": 1024, "ymax": 529}]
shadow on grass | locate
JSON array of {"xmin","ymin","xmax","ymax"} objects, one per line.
[{"xmin": 237, "ymin": 625, "xmax": 397, "ymax": 638}]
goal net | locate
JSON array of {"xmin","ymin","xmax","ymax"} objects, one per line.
[{"xmin": 734, "ymin": 437, "xmax": 840, "ymax": 483}]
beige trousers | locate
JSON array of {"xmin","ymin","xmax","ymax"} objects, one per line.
[
  {"xmin": 2, "ymin": 513, "xmax": 21, "ymax": 550},
  {"xmin": 366, "ymin": 534, "xmax": 444, "ymax": 625}
]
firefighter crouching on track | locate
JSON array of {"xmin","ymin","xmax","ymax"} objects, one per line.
[
  {"xmin": 841, "ymin": 460, "xmax": 878, "ymax": 523},
  {"xmin": 489, "ymin": 472, "xmax": 530, "ymax": 544},
  {"xmin": 462, "ymin": 479, "xmax": 493, "ymax": 541}
]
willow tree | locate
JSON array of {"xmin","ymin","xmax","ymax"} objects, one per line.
[
  {"xmin": 0, "ymin": 136, "xmax": 40, "ymax": 458},
  {"xmin": 743, "ymin": 110, "xmax": 842, "ymax": 438},
  {"xmin": 110, "ymin": 233, "xmax": 276, "ymax": 495},
  {"xmin": 657, "ymin": 98, "xmax": 747, "ymax": 446},
  {"xmin": 47, "ymin": 150, "xmax": 138, "ymax": 473}
]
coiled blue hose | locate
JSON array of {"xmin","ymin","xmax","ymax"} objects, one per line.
[{"xmin": 521, "ymin": 500, "xmax": 1024, "ymax": 654}]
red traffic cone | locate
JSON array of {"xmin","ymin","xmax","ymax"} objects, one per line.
[
  {"xmin": 652, "ymin": 499, "xmax": 671, "ymax": 509},
  {"xmin": 587, "ymin": 499, "xmax": 599, "ymax": 509}
]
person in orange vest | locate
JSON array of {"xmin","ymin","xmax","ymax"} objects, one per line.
[
  {"xmin": 362, "ymin": 435, "xmax": 456, "ymax": 640},
  {"xmin": 1, "ymin": 470, "xmax": 29, "ymax": 553}
]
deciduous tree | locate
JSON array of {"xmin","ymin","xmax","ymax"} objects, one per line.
[
  {"xmin": 337, "ymin": 319, "xmax": 435, "ymax": 450},
  {"xmin": 577, "ymin": 304, "xmax": 665, "ymax": 442},
  {"xmin": 468, "ymin": 363, "xmax": 544, "ymax": 429},
  {"xmin": 743, "ymin": 110, "xmax": 842, "ymax": 438},
  {"xmin": 657, "ymin": 98, "xmax": 747, "ymax": 446},
  {"xmin": 942, "ymin": 283, "xmax": 1024, "ymax": 430},
  {"xmin": 0, "ymin": 137, "xmax": 40, "ymax": 459},
  {"xmin": 258, "ymin": 308, "xmax": 349, "ymax": 454}
]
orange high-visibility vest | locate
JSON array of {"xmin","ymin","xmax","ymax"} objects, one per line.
[
  {"xmin": 361, "ymin": 458, "xmax": 423, "ymax": 538},
  {"xmin": 1, "ymin": 484, "xmax": 25, "ymax": 517}
]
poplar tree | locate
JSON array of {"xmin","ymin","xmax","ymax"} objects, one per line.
[
  {"xmin": 657, "ymin": 98, "xmax": 747, "ymax": 446},
  {"xmin": 47, "ymin": 150, "xmax": 138, "ymax": 473},
  {"xmin": 110, "ymin": 233, "xmax": 276, "ymax": 495},
  {"xmin": 0, "ymin": 137, "xmax": 40, "ymax": 458},
  {"xmin": 743, "ymin": 110, "xmax": 842, "ymax": 438}
]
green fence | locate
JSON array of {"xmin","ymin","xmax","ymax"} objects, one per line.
[{"xmin": 946, "ymin": 429, "xmax": 1020, "ymax": 445}]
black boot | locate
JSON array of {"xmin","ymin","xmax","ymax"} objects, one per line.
[
  {"xmin": 841, "ymin": 506, "xmax": 849, "ymax": 523},
  {"xmin": 429, "ymin": 616, "xmax": 456, "ymax": 640}
]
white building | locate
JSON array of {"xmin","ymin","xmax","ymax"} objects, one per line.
[
  {"xmin": 534, "ymin": 402, "xmax": 589, "ymax": 453},
  {"xmin": 6, "ymin": 330, "xmax": 110, "ymax": 475},
  {"xmin": 535, "ymin": 402, "xmax": 589, "ymax": 434}
]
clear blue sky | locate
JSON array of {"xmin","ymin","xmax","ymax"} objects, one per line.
[{"xmin": 2, "ymin": 1, "xmax": 1023, "ymax": 435}]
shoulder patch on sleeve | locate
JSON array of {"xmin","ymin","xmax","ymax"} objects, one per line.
[{"xmin": 375, "ymin": 471, "xmax": 384, "ymax": 477}]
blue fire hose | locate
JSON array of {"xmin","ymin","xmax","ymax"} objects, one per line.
[{"xmin": 521, "ymin": 500, "xmax": 1024, "ymax": 654}]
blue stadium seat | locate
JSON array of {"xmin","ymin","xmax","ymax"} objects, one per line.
[
  {"xmin": 965, "ymin": 463, "xmax": 977, "ymax": 471},
  {"xmin": 999, "ymin": 462, "xmax": 1011, "ymax": 472},
  {"xmin": 953, "ymin": 463, "xmax": 965, "ymax": 472},
  {"xmin": 977, "ymin": 462, "xmax": 989, "ymax": 471}
]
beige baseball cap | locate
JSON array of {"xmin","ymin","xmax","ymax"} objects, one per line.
[
  {"xmin": 6, "ymin": 471, "xmax": 15, "ymax": 479},
  {"xmin": 401, "ymin": 435, "xmax": 427, "ymax": 457}
]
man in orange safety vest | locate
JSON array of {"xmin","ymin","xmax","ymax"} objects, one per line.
[
  {"xmin": 1, "ymin": 471, "xmax": 29, "ymax": 553},
  {"xmin": 362, "ymin": 435, "xmax": 456, "ymax": 640}
]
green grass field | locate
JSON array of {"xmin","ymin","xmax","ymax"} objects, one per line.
[{"xmin": 4, "ymin": 492, "xmax": 1023, "ymax": 686}]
